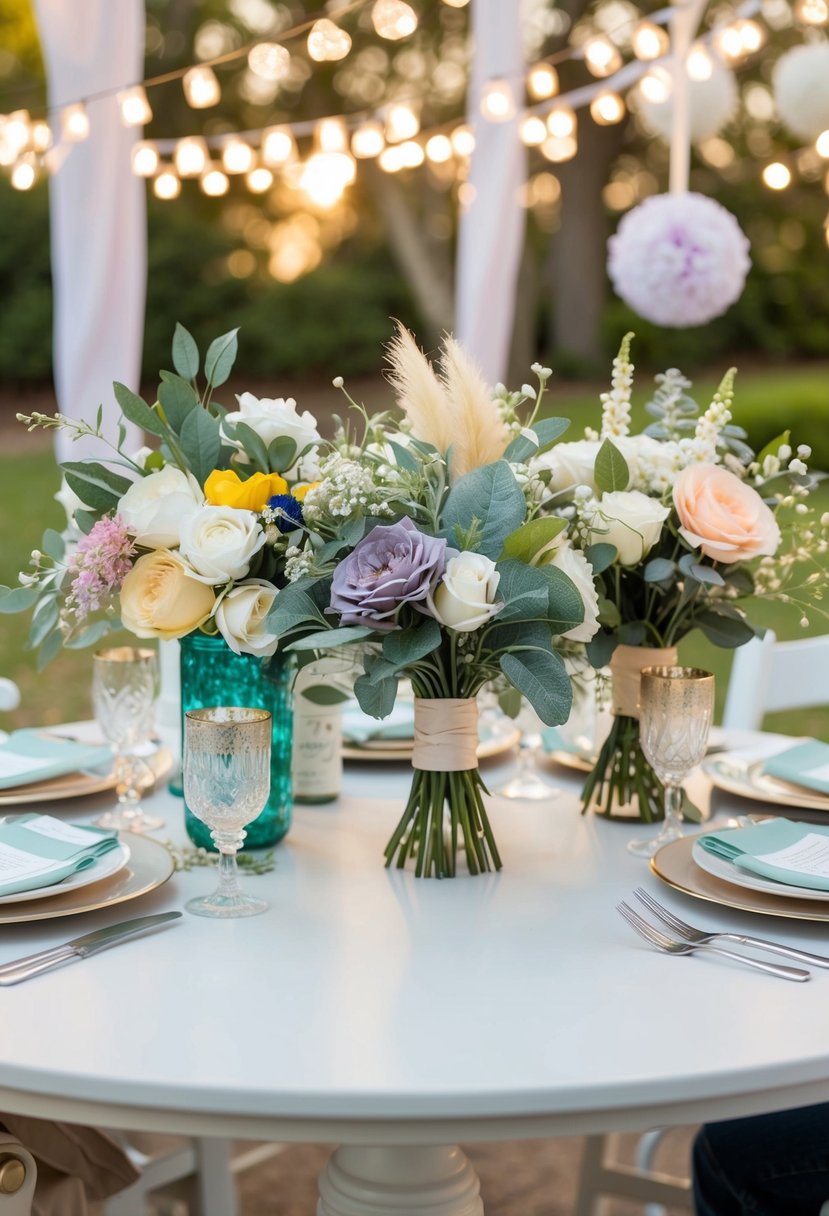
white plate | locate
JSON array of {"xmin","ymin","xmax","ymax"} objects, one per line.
[
  {"xmin": 0, "ymin": 841, "xmax": 131, "ymax": 906},
  {"xmin": 691, "ymin": 837, "xmax": 829, "ymax": 903},
  {"xmin": 702, "ymin": 752, "xmax": 829, "ymax": 813}
]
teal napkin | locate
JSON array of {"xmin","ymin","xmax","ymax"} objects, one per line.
[
  {"xmin": 0, "ymin": 814, "xmax": 119, "ymax": 897},
  {"xmin": 0, "ymin": 729, "xmax": 112, "ymax": 790},
  {"xmin": 541, "ymin": 726, "xmax": 584, "ymax": 756},
  {"xmin": 342, "ymin": 701, "xmax": 415, "ymax": 744},
  {"xmin": 699, "ymin": 819, "xmax": 829, "ymax": 892},
  {"xmin": 761, "ymin": 740, "xmax": 829, "ymax": 796}
]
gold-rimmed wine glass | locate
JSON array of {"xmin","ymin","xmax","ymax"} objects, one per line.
[{"xmin": 628, "ymin": 666, "xmax": 715, "ymax": 859}]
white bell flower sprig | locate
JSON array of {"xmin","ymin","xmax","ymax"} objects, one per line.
[{"xmin": 600, "ymin": 332, "xmax": 634, "ymax": 440}]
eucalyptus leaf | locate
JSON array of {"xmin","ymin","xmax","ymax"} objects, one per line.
[
  {"xmin": 41, "ymin": 528, "xmax": 65, "ymax": 562},
  {"xmin": 62, "ymin": 461, "xmax": 132, "ymax": 513},
  {"xmin": 28, "ymin": 597, "xmax": 60, "ymax": 648},
  {"xmin": 287, "ymin": 625, "xmax": 373, "ymax": 651},
  {"xmin": 696, "ymin": 610, "xmax": 755, "ymax": 648},
  {"xmin": 113, "ymin": 382, "xmax": 167, "ymax": 438},
  {"xmin": 74, "ymin": 509, "xmax": 98, "ymax": 535},
  {"xmin": 353, "ymin": 670, "xmax": 398, "ymax": 719},
  {"xmin": 382, "ymin": 618, "xmax": 441, "ymax": 670},
  {"xmin": 300, "ymin": 684, "xmax": 352, "ymax": 706},
  {"xmin": 0, "ymin": 584, "xmax": 40, "ymax": 613},
  {"xmin": 504, "ymin": 416, "xmax": 570, "ymax": 462},
  {"xmin": 689, "ymin": 563, "xmax": 725, "ymax": 587},
  {"xmin": 597, "ymin": 597, "xmax": 621, "ymax": 628},
  {"xmin": 388, "ymin": 440, "xmax": 419, "ymax": 472},
  {"xmin": 644, "ymin": 557, "xmax": 675, "ymax": 583},
  {"xmin": 499, "ymin": 649, "xmax": 572, "ymax": 727},
  {"xmin": 158, "ymin": 373, "xmax": 198, "ymax": 431},
  {"xmin": 233, "ymin": 421, "xmax": 270, "ymax": 474},
  {"xmin": 179, "ymin": 407, "xmax": 221, "ymax": 485},
  {"xmin": 594, "ymin": 438, "xmax": 630, "ymax": 494},
  {"xmin": 490, "ymin": 560, "xmax": 550, "ymax": 623},
  {"xmin": 585, "ymin": 630, "xmax": 618, "ymax": 668},
  {"xmin": 756, "ymin": 429, "xmax": 791, "ymax": 466},
  {"xmin": 440, "ymin": 461, "xmax": 526, "ymax": 560},
  {"xmin": 585, "ymin": 543, "xmax": 617, "ymax": 575},
  {"xmin": 36, "ymin": 629, "xmax": 64, "ymax": 670},
  {"xmin": 172, "ymin": 322, "xmax": 200, "ymax": 381},
  {"xmin": 267, "ymin": 579, "xmax": 330, "ymax": 637},
  {"xmin": 267, "ymin": 435, "xmax": 298, "ymax": 474},
  {"xmin": 618, "ymin": 622, "xmax": 646, "ymax": 645},
  {"xmin": 498, "ymin": 686, "xmax": 522, "ymax": 719},
  {"xmin": 204, "ymin": 328, "xmax": 239, "ymax": 389},
  {"xmin": 64, "ymin": 619, "xmax": 113, "ymax": 649}
]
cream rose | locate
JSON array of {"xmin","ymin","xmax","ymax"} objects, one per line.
[
  {"xmin": 120, "ymin": 550, "xmax": 215, "ymax": 640},
  {"xmin": 532, "ymin": 439, "xmax": 600, "ymax": 494},
  {"xmin": 673, "ymin": 463, "xmax": 781, "ymax": 563},
  {"xmin": 428, "ymin": 552, "xmax": 502, "ymax": 633},
  {"xmin": 222, "ymin": 393, "xmax": 321, "ymax": 481},
  {"xmin": 117, "ymin": 466, "xmax": 203, "ymax": 549},
  {"xmin": 178, "ymin": 505, "xmax": 266, "ymax": 585},
  {"xmin": 588, "ymin": 490, "xmax": 670, "ymax": 566},
  {"xmin": 547, "ymin": 542, "xmax": 601, "ymax": 642},
  {"xmin": 215, "ymin": 579, "xmax": 279, "ymax": 657}
]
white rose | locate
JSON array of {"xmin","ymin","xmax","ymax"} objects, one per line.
[
  {"xmin": 222, "ymin": 392, "xmax": 322, "ymax": 481},
  {"xmin": 428, "ymin": 552, "xmax": 502, "ymax": 633},
  {"xmin": 531, "ymin": 439, "xmax": 600, "ymax": 494},
  {"xmin": 117, "ymin": 466, "xmax": 203, "ymax": 549},
  {"xmin": 130, "ymin": 445, "xmax": 155, "ymax": 470},
  {"xmin": 178, "ymin": 505, "xmax": 266, "ymax": 585},
  {"xmin": 587, "ymin": 490, "xmax": 670, "ymax": 566},
  {"xmin": 215, "ymin": 579, "xmax": 279, "ymax": 657},
  {"xmin": 547, "ymin": 543, "xmax": 601, "ymax": 642}
]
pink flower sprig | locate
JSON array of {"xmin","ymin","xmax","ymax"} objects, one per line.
[{"xmin": 65, "ymin": 515, "xmax": 135, "ymax": 624}]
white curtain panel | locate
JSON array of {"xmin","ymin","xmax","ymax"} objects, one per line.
[
  {"xmin": 35, "ymin": 0, "xmax": 146, "ymax": 463},
  {"xmin": 455, "ymin": 0, "xmax": 527, "ymax": 385}
]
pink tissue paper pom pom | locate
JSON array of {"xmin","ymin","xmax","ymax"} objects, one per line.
[{"xmin": 607, "ymin": 192, "xmax": 751, "ymax": 328}]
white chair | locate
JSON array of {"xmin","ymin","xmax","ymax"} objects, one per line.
[
  {"xmin": 574, "ymin": 1133, "xmax": 691, "ymax": 1216},
  {"xmin": 722, "ymin": 630, "xmax": 829, "ymax": 730},
  {"xmin": 0, "ymin": 679, "xmax": 20, "ymax": 713},
  {"xmin": 0, "ymin": 1135, "xmax": 36, "ymax": 1216}
]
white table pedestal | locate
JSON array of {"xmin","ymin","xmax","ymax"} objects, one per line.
[{"xmin": 317, "ymin": 1145, "xmax": 484, "ymax": 1216}]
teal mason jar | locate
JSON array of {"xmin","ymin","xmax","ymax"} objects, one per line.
[{"xmin": 179, "ymin": 632, "xmax": 293, "ymax": 850}]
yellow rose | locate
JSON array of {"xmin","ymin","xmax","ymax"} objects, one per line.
[
  {"xmin": 204, "ymin": 469, "xmax": 288, "ymax": 511},
  {"xmin": 293, "ymin": 481, "xmax": 320, "ymax": 502},
  {"xmin": 120, "ymin": 551, "xmax": 216, "ymax": 641}
]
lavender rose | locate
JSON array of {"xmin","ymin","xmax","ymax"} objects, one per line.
[{"xmin": 330, "ymin": 517, "xmax": 447, "ymax": 630}]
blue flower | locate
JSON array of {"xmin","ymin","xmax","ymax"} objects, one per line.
[{"xmin": 266, "ymin": 494, "xmax": 304, "ymax": 533}]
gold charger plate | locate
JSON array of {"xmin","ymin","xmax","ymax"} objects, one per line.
[
  {"xmin": 543, "ymin": 749, "xmax": 594, "ymax": 774},
  {"xmin": 650, "ymin": 835, "xmax": 829, "ymax": 923},
  {"xmin": 342, "ymin": 725, "xmax": 521, "ymax": 764},
  {"xmin": 701, "ymin": 755, "xmax": 829, "ymax": 813},
  {"xmin": 0, "ymin": 746, "xmax": 174, "ymax": 807},
  {"xmin": 0, "ymin": 833, "xmax": 175, "ymax": 925}
]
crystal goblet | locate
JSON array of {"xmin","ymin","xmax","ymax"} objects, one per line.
[
  {"xmin": 184, "ymin": 707, "xmax": 272, "ymax": 919},
  {"xmin": 495, "ymin": 700, "xmax": 559, "ymax": 801},
  {"xmin": 92, "ymin": 646, "xmax": 163, "ymax": 833},
  {"xmin": 627, "ymin": 666, "xmax": 715, "ymax": 859}
]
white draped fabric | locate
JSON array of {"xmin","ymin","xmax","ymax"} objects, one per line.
[
  {"xmin": 35, "ymin": 0, "xmax": 146, "ymax": 464},
  {"xmin": 455, "ymin": 0, "xmax": 526, "ymax": 385}
]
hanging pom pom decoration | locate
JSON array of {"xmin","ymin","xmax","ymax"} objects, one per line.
[
  {"xmin": 638, "ymin": 60, "xmax": 738, "ymax": 143},
  {"xmin": 607, "ymin": 192, "xmax": 750, "ymax": 327},
  {"xmin": 773, "ymin": 43, "xmax": 829, "ymax": 141}
]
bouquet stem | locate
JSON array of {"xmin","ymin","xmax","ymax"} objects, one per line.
[
  {"xmin": 384, "ymin": 767, "xmax": 502, "ymax": 878},
  {"xmin": 580, "ymin": 713, "xmax": 665, "ymax": 821}
]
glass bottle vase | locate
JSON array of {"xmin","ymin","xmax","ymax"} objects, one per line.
[{"xmin": 179, "ymin": 632, "xmax": 293, "ymax": 850}]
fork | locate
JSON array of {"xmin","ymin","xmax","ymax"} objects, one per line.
[
  {"xmin": 616, "ymin": 901, "xmax": 811, "ymax": 981},
  {"xmin": 635, "ymin": 887, "xmax": 829, "ymax": 970}
]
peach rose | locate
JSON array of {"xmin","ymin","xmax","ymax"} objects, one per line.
[{"xmin": 673, "ymin": 463, "xmax": 781, "ymax": 564}]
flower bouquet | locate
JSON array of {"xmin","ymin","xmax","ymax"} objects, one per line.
[
  {"xmin": 267, "ymin": 326, "xmax": 594, "ymax": 877},
  {"xmin": 531, "ymin": 334, "xmax": 828, "ymax": 820}
]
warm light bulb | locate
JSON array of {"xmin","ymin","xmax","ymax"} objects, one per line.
[
  {"xmin": 541, "ymin": 134, "xmax": 578, "ymax": 163},
  {"xmin": 248, "ymin": 42, "xmax": 291, "ymax": 80},
  {"xmin": 715, "ymin": 24, "xmax": 747, "ymax": 61},
  {"xmin": 817, "ymin": 130, "xmax": 829, "ymax": 158},
  {"xmin": 174, "ymin": 137, "xmax": 208, "ymax": 178},
  {"xmin": 735, "ymin": 18, "xmax": 765, "ymax": 51},
  {"xmin": 183, "ymin": 65, "xmax": 221, "ymax": 109},
  {"xmin": 307, "ymin": 18, "xmax": 352, "ymax": 61},
  {"xmin": 442, "ymin": 0, "xmax": 470, "ymax": 6},
  {"xmin": 385, "ymin": 102, "xmax": 420, "ymax": 142},
  {"xmin": 379, "ymin": 145, "xmax": 405, "ymax": 172},
  {"xmin": 247, "ymin": 166, "xmax": 274, "ymax": 193},
  {"xmin": 520, "ymin": 115, "xmax": 547, "ymax": 146},
  {"xmin": 546, "ymin": 106, "xmax": 576, "ymax": 138},
  {"xmin": 262, "ymin": 126, "xmax": 296, "ymax": 166},
  {"xmin": 583, "ymin": 35, "xmax": 622, "ymax": 78},
  {"xmin": 118, "ymin": 86, "xmax": 152, "ymax": 127},
  {"xmin": 351, "ymin": 121, "xmax": 385, "ymax": 158},
  {"xmin": 686, "ymin": 43, "xmax": 714, "ymax": 81},
  {"xmin": 31, "ymin": 121, "xmax": 51, "ymax": 152},
  {"xmin": 11, "ymin": 159, "xmax": 36, "ymax": 191},
  {"xmin": 795, "ymin": 0, "xmax": 829, "ymax": 23},
  {"xmin": 763, "ymin": 161, "xmax": 791, "ymax": 189},
  {"xmin": 299, "ymin": 151, "xmax": 355, "ymax": 207},
  {"xmin": 398, "ymin": 140, "xmax": 424, "ymax": 167},
  {"xmin": 527, "ymin": 63, "xmax": 559, "ymax": 100},
  {"xmin": 132, "ymin": 141, "xmax": 159, "ymax": 177},
  {"xmin": 222, "ymin": 140, "xmax": 255, "ymax": 175},
  {"xmin": 631, "ymin": 19, "xmax": 668, "ymax": 60},
  {"xmin": 318, "ymin": 117, "xmax": 349, "ymax": 153},
  {"xmin": 590, "ymin": 91, "xmax": 625, "ymax": 125},
  {"xmin": 480, "ymin": 79, "xmax": 516, "ymax": 122},
  {"xmin": 639, "ymin": 67, "xmax": 672, "ymax": 103},
  {"xmin": 5, "ymin": 110, "xmax": 32, "ymax": 154},
  {"xmin": 425, "ymin": 133, "xmax": 453, "ymax": 162},
  {"xmin": 200, "ymin": 167, "xmax": 230, "ymax": 197},
  {"xmin": 450, "ymin": 124, "xmax": 475, "ymax": 157},
  {"xmin": 153, "ymin": 169, "xmax": 181, "ymax": 200},
  {"xmin": 372, "ymin": 0, "xmax": 418, "ymax": 40},
  {"xmin": 61, "ymin": 104, "xmax": 89, "ymax": 143}
]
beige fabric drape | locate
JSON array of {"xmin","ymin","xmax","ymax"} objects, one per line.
[{"xmin": 412, "ymin": 698, "xmax": 479, "ymax": 772}]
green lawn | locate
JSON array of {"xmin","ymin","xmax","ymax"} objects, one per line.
[{"xmin": 1, "ymin": 364, "xmax": 828, "ymax": 739}]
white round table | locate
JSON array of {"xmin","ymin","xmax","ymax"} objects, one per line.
[{"xmin": 1, "ymin": 737, "xmax": 828, "ymax": 1214}]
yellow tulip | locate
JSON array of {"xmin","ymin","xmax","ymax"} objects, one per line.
[{"xmin": 204, "ymin": 469, "xmax": 288, "ymax": 512}]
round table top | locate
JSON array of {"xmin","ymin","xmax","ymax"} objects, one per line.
[{"xmin": 1, "ymin": 731, "xmax": 828, "ymax": 1142}]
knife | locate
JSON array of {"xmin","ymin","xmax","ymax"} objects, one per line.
[{"xmin": 0, "ymin": 912, "xmax": 182, "ymax": 986}]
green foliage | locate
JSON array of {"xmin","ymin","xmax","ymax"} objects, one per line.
[
  {"xmin": 594, "ymin": 438, "xmax": 630, "ymax": 494},
  {"xmin": 440, "ymin": 462, "xmax": 526, "ymax": 559}
]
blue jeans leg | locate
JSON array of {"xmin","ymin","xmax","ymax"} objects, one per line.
[{"xmin": 693, "ymin": 1103, "xmax": 829, "ymax": 1216}]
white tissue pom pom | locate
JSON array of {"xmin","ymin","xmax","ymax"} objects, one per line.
[
  {"xmin": 774, "ymin": 43, "xmax": 829, "ymax": 141},
  {"xmin": 607, "ymin": 192, "xmax": 750, "ymax": 328},
  {"xmin": 639, "ymin": 62, "xmax": 738, "ymax": 142}
]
